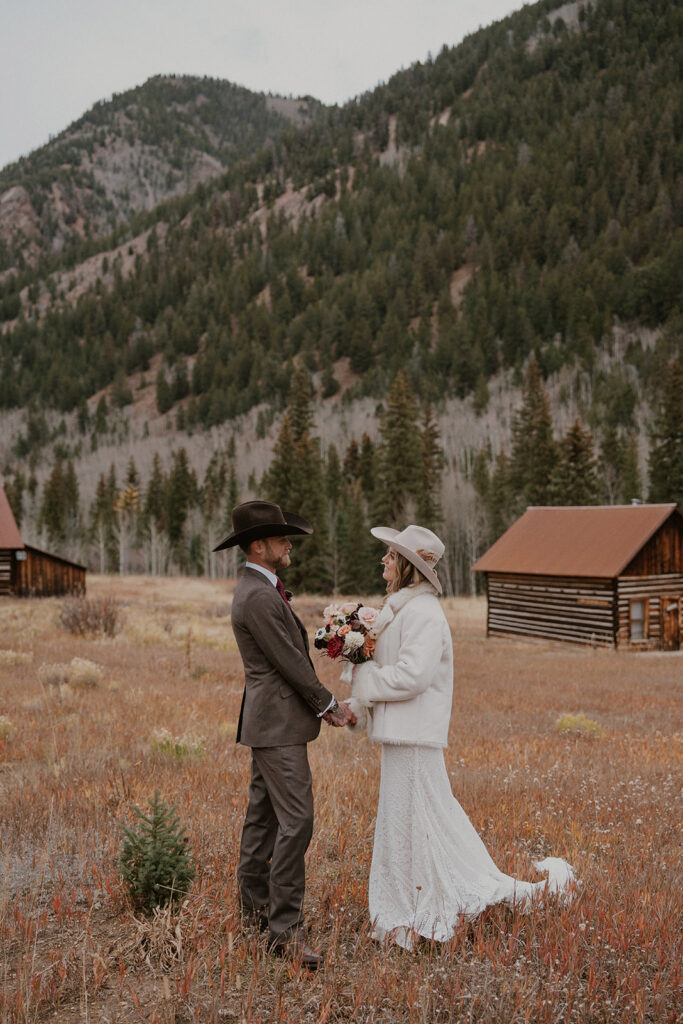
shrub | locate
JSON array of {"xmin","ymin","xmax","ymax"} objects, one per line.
[
  {"xmin": 38, "ymin": 662, "xmax": 71, "ymax": 687},
  {"xmin": 59, "ymin": 596, "xmax": 122, "ymax": 637},
  {"xmin": 119, "ymin": 791, "xmax": 195, "ymax": 913},
  {"xmin": 150, "ymin": 728, "xmax": 205, "ymax": 760},
  {"xmin": 38, "ymin": 657, "xmax": 103, "ymax": 689},
  {"xmin": 68, "ymin": 657, "xmax": 103, "ymax": 689},
  {"xmin": 0, "ymin": 650, "xmax": 32, "ymax": 665},
  {"xmin": 556, "ymin": 712, "xmax": 604, "ymax": 737},
  {"xmin": 0, "ymin": 716, "xmax": 13, "ymax": 741}
]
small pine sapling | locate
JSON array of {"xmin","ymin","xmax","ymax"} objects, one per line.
[{"xmin": 119, "ymin": 790, "xmax": 195, "ymax": 913}]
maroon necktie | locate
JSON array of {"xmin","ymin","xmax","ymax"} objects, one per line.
[{"xmin": 276, "ymin": 577, "xmax": 291, "ymax": 606}]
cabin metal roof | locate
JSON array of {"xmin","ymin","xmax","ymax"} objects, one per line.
[
  {"xmin": 472, "ymin": 504, "xmax": 679, "ymax": 578},
  {"xmin": 0, "ymin": 487, "xmax": 24, "ymax": 549}
]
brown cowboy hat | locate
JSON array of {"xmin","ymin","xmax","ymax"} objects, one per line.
[{"xmin": 213, "ymin": 500, "xmax": 313, "ymax": 551}]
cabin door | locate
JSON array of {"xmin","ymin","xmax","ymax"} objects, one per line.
[{"xmin": 660, "ymin": 597, "xmax": 681, "ymax": 650}]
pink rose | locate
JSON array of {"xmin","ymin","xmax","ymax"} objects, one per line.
[
  {"xmin": 323, "ymin": 604, "xmax": 342, "ymax": 620},
  {"xmin": 357, "ymin": 605, "xmax": 379, "ymax": 634},
  {"xmin": 341, "ymin": 601, "xmax": 360, "ymax": 615}
]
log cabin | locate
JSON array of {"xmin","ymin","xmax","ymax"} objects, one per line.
[
  {"xmin": 472, "ymin": 504, "xmax": 682, "ymax": 650},
  {"xmin": 0, "ymin": 487, "xmax": 86, "ymax": 597}
]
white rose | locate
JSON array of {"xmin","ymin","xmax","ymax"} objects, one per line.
[{"xmin": 343, "ymin": 631, "xmax": 365, "ymax": 652}]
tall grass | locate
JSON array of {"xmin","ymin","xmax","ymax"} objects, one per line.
[{"xmin": 0, "ymin": 575, "xmax": 679, "ymax": 1022}]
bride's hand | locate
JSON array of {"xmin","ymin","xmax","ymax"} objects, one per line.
[{"xmin": 323, "ymin": 702, "xmax": 357, "ymax": 727}]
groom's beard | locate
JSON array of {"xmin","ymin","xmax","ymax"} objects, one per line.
[{"xmin": 263, "ymin": 541, "xmax": 291, "ymax": 572}]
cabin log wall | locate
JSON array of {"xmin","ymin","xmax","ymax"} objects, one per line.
[
  {"xmin": 616, "ymin": 574, "xmax": 683, "ymax": 649},
  {"xmin": 485, "ymin": 574, "xmax": 615, "ymax": 646},
  {"xmin": 622, "ymin": 520, "xmax": 683, "ymax": 576},
  {"xmin": 14, "ymin": 546, "xmax": 86, "ymax": 597}
]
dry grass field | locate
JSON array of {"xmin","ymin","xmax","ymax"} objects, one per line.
[{"xmin": 0, "ymin": 575, "xmax": 680, "ymax": 1023}]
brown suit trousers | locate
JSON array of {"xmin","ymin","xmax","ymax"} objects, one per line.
[{"xmin": 231, "ymin": 568, "xmax": 333, "ymax": 945}]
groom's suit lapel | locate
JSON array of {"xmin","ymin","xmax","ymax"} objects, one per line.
[{"xmin": 239, "ymin": 567, "xmax": 313, "ymax": 668}]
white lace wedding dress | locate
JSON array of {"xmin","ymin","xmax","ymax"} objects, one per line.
[{"xmin": 369, "ymin": 745, "xmax": 575, "ymax": 949}]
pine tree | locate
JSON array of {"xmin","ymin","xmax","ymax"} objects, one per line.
[
  {"xmin": 325, "ymin": 444, "xmax": 343, "ymax": 591},
  {"xmin": 598, "ymin": 424, "xmax": 623, "ymax": 504},
  {"xmin": 358, "ymin": 434, "xmax": 376, "ymax": 500},
  {"xmin": 63, "ymin": 460, "xmax": 81, "ymax": 547},
  {"xmin": 39, "ymin": 459, "xmax": 67, "ymax": 546},
  {"xmin": 90, "ymin": 470, "xmax": 117, "ymax": 573},
  {"xmin": 221, "ymin": 463, "xmax": 241, "ymax": 579},
  {"xmin": 119, "ymin": 791, "xmax": 195, "ymax": 914},
  {"xmin": 648, "ymin": 358, "xmax": 683, "ymax": 505},
  {"xmin": 343, "ymin": 439, "xmax": 360, "ymax": 481},
  {"xmin": 510, "ymin": 355, "xmax": 557, "ymax": 510},
  {"xmin": 156, "ymin": 368, "xmax": 173, "ymax": 415},
  {"xmin": 167, "ymin": 448, "xmax": 199, "ymax": 569},
  {"xmin": 549, "ymin": 420, "xmax": 599, "ymax": 505},
  {"xmin": 337, "ymin": 480, "xmax": 381, "ymax": 595},
  {"xmin": 416, "ymin": 402, "xmax": 445, "ymax": 529},
  {"xmin": 487, "ymin": 450, "xmax": 515, "ymax": 539},
  {"xmin": 374, "ymin": 371, "xmax": 423, "ymax": 525},
  {"xmin": 621, "ymin": 433, "xmax": 642, "ymax": 504},
  {"xmin": 144, "ymin": 454, "xmax": 170, "ymax": 576},
  {"xmin": 326, "ymin": 444, "xmax": 343, "ymax": 509},
  {"xmin": 472, "ymin": 448, "xmax": 515, "ymax": 543},
  {"xmin": 115, "ymin": 482, "xmax": 140, "ymax": 575},
  {"xmin": 93, "ymin": 396, "xmax": 109, "ymax": 436},
  {"xmin": 4, "ymin": 471, "xmax": 25, "ymax": 528},
  {"xmin": 265, "ymin": 369, "xmax": 330, "ymax": 591},
  {"xmin": 202, "ymin": 453, "xmax": 227, "ymax": 577}
]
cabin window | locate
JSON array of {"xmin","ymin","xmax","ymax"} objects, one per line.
[{"xmin": 629, "ymin": 599, "xmax": 648, "ymax": 640}]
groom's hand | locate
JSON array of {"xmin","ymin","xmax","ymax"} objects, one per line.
[{"xmin": 323, "ymin": 702, "xmax": 356, "ymax": 727}]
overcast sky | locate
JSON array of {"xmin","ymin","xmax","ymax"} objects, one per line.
[{"xmin": 2, "ymin": 0, "xmax": 519, "ymax": 171}]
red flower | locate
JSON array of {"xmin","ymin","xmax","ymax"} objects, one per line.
[{"xmin": 326, "ymin": 635, "xmax": 345, "ymax": 659}]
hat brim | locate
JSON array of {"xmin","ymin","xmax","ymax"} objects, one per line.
[
  {"xmin": 214, "ymin": 512, "xmax": 313, "ymax": 551},
  {"xmin": 370, "ymin": 526, "xmax": 443, "ymax": 594}
]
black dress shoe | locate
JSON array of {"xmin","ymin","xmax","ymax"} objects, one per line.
[{"xmin": 272, "ymin": 938, "xmax": 324, "ymax": 970}]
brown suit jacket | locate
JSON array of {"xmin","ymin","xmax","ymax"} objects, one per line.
[{"xmin": 231, "ymin": 567, "xmax": 334, "ymax": 747}]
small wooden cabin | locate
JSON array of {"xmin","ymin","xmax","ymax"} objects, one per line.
[
  {"xmin": 472, "ymin": 504, "xmax": 683, "ymax": 650},
  {"xmin": 0, "ymin": 487, "xmax": 86, "ymax": 597}
]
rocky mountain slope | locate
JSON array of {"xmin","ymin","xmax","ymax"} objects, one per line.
[{"xmin": 0, "ymin": 75, "xmax": 320, "ymax": 271}]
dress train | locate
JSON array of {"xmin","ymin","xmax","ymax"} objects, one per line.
[{"xmin": 369, "ymin": 745, "xmax": 575, "ymax": 949}]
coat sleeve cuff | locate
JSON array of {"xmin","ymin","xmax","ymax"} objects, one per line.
[
  {"xmin": 351, "ymin": 663, "xmax": 376, "ymax": 707},
  {"xmin": 345, "ymin": 697, "xmax": 368, "ymax": 732}
]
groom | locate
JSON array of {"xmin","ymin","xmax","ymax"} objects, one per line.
[{"xmin": 214, "ymin": 500, "xmax": 354, "ymax": 968}]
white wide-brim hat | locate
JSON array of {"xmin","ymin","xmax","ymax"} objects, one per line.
[{"xmin": 371, "ymin": 524, "xmax": 445, "ymax": 594}]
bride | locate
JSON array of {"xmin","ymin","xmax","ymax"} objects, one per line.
[{"xmin": 346, "ymin": 523, "xmax": 575, "ymax": 949}]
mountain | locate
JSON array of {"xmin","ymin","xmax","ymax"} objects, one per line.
[
  {"xmin": 0, "ymin": 0, "xmax": 681, "ymax": 587},
  {"xmin": 0, "ymin": 75, "xmax": 321, "ymax": 271}
]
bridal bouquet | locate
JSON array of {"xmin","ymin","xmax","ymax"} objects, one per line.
[{"xmin": 314, "ymin": 601, "xmax": 380, "ymax": 666}]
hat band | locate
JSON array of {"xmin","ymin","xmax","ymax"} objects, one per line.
[{"xmin": 416, "ymin": 548, "xmax": 440, "ymax": 565}]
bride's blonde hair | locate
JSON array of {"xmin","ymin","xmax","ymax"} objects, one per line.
[{"xmin": 385, "ymin": 551, "xmax": 428, "ymax": 595}]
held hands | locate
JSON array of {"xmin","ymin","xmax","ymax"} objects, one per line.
[{"xmin": 323, "ymin": 701, "xmax": 357, "ymax": 728}]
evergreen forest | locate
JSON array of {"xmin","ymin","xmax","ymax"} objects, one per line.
[{"xmin": 0, "ymin": 0, "xmax": 681, "ymax": 592}]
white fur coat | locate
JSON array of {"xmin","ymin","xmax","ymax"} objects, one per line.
[{"xmin": 347, "ymin": 582, "xmax": 454, "ymax": 748}]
